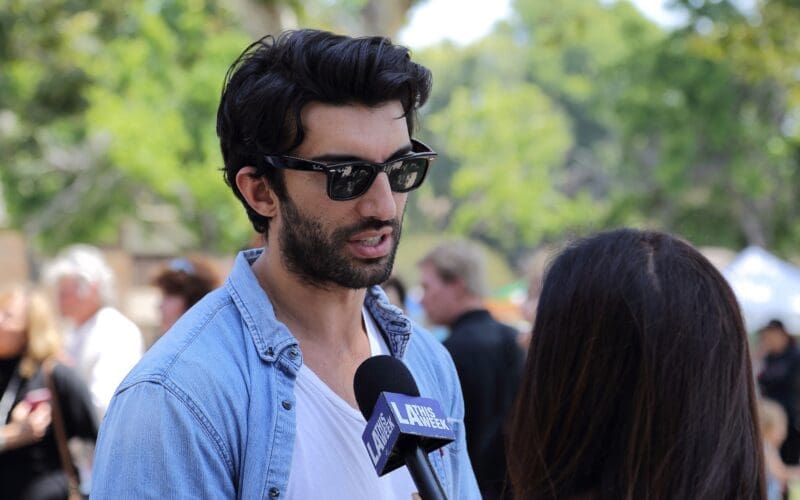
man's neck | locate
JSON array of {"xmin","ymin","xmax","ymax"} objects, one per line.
[
  {"xmin": 251, "ymin": 249, "xmax": 373, "ymax": 409},
  {"xmin": 251, "ymin": 249, "xmax": 368, "ymax": 347}
]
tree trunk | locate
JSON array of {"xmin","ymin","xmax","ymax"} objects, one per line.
[
  {"xmin": 227, "ymin": 0, "xmax": 289, "ymax": 39},
  {"xmin": 739, "ymin": 201, "xmax": 768, "ymax": 248},
  {"xmin": 360, "ymin": 0, "xmax": 418, "ymax": 38}
]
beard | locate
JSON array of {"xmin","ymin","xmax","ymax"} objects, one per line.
[{"xmin": 278, "ymin": 198, "xmax": 403, "ymax": 290}]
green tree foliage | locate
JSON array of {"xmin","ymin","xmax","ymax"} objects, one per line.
[
  {"xmin": 82, "ymin": 2, "xmax": 254, "ymax": 248},
  {"xmin": 606, "ymin": 0, "xmax": 800, "ymax": 252},
  {"xmin": 428, "ymin": 81, "xmax": 583, "ymax": 256},
  {"xmin": 412, "ymin": 0, "xmax": 799, "ymax": 260},
  {"xmin": 414, "ymin": 0, "xmax": 662, "ymax": 258},
  {"xmin": 0, "ymin": 0, "xmax": 254, "ymax": 252}
]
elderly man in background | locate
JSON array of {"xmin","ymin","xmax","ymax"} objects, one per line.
[
  {"xmin": 418, "ymin": 240, "xmax": 525, "ymax": 500},
  {"xmin": 45, "ymin": 244, "xmax": 144, "ymax": 418}
]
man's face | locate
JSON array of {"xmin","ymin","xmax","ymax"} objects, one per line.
[
  {"xmin": 55, "ymin": 276, "xmax": 100, "ymax": 324},
  {"xmin": 418, "ymin": 262, "xmax": 462, "ymax": 327},
  {"xmin": 56, "ymin": 276, "xmax": 86, "ymax": 317},
  {"xmin": 274, "ymin": 101, "xmax": 411, "ymax": 289},
  {"xmin": 759, "ymin": 328, "xmax": 789, "ymax": 355}
]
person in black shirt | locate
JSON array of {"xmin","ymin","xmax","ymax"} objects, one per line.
[
  {"xmin": 757, "ymin": 319, "xmax": 800, "ymax": 464},
  {"xmin": 0, "ymin": 286, "xmax": 98, "ymax": 500},
  {"xmin": 418, "ymin": 241, "xmax": 524, "ymax": 500}
]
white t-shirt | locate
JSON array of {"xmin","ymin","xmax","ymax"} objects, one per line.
[
  {"xmin": 64, "ymin": 306, "xmax": 144, "ymax": 418},
  {"xmin": 285, "ymin": 308, "xmax": 418, "ymax": 500}
]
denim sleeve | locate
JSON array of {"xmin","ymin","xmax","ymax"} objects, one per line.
[{"xmin": 91, "ymin": 380, "xmax": 235, "ymax": 499}]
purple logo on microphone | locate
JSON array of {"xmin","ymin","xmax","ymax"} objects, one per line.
[{"xmin": 362, "ymin": 392, "xmax": 456, "ymax": 475}]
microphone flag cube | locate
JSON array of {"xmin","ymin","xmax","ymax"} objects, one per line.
[{"xmin": 361, "ymin": 392, "xmax": 456, "ymax": 476}]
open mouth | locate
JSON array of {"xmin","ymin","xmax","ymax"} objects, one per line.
[
  {"xmin": 358, "ymin": 235, "xmax": 384, "ymax": 247},
  {"xmin": 348, "ymin": 229, "xmax": 393, "ymax": 259}
]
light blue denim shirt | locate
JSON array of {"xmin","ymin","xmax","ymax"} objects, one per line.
[{"xmin": 92, "ymin": 249, "xmax": 480, "ymax": 499}]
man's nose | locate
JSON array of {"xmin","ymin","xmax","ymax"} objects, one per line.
[{"xmin": 355, "ymin": 173, "xmax": 398, "ymax": 221}]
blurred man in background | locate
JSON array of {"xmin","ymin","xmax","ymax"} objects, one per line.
[
  {"xmin": 419, "ymin": 240, "xmax": 524, "ymax": 499},
  {"xmin": 45, "ymin": 244, "xmax": 144, "ymax": 418}
]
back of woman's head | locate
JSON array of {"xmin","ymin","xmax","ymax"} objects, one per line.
[{"xmin": 507, "ymin": 228, "xmax": 765, "ymax": 500}]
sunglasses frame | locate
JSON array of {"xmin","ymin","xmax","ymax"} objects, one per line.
[{"xmin": 261, "ymin": 139, "xmax": 437, "ymax": 201}]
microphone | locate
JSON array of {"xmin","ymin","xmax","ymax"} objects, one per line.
[{"xmin": 354, "ymin": 355, "xmax": 455, "ymax": 500}]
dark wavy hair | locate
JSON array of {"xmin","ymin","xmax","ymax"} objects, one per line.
[
  {"xmin": 216, "ymin": 29, "xmax": 432, "ymax": 235},
  {"xmin": 152, "ymin": 257, "xmax": 221, "ymax": 310},
  {"xmin": 507, "ymin": 228, "xmax": 765, "ymax": 499}
]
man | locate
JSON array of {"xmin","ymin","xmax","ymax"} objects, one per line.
[
  {"xmin": 92, "ymin": 30, "xmax": 479, "ymax": 499},
  {"xmin": 45, "ymin": 244, "xmax": 144, "ymax": 418},
  {"xmin": 418, "ymin": 241, "xmax": 524, "ymax": 500}
]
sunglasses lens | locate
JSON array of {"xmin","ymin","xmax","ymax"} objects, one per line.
[
  {"xmin": 388, "ymin": 158, "xmax": 428, "ymax": 192},
  {"xmin": 326, "ymin": 156, "xmax": 432, "ymax": 200},
  {"xmin": 328, "ymin": 164, "xmax": 376, "ymax": 200}
]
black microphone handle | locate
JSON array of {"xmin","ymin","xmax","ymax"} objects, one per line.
[{"xmin": 402, "ymin": 445, "xmax": 448, "ymax": 500}]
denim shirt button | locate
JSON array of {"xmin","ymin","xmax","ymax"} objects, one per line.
[
  {"xmin": 269, "ymin": 487, "xmax": 280, "ymax": 497},
  {"xmin": 282, "ymin": 400, "xmax": 292, "ymax": 410},
  {"xmin": 267, "ymin": 346, "xmax": 275, "ymax": 357},
  {"xmin": 288, "ymin": 348, "xmax": 298, "ymax": 358}
]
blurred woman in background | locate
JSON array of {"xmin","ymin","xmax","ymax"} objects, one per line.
[
  {"xmin": 152, "ymin": 256, "xmax": 221, "ymax": 335},
  {"xmin": 507, "ymin": 228, "xmax": 765, "ymax": 499},
  {"xmin": 0, "ymin": 286, "xmax": 97, "ymax": 500}
]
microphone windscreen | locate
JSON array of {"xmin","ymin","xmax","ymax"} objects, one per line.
[{"xmin": 354, "ymin": 355, "xmax": 420, "ymax": 420}]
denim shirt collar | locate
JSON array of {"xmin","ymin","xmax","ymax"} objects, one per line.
[{"xmin": 226, "ymin": 248, "xmax": 412, "ymax": 362}]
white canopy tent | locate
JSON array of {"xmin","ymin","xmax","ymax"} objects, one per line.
[{"xmin": 722, "ymin": 246, "xmax": 800, "ymax": 335}]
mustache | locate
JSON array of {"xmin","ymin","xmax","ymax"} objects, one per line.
[{"xmin": 338, "ymin": 218, "xmax": 399, "ymax": 238}]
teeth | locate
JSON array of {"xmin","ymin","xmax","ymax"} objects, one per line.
[{"xmin": 360, "ymin": 236, "xmax": 381, "ymax": 246}]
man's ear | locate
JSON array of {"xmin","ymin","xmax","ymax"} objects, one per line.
[{"xmin": 235, "ymin": 166, "xmax": 279, "ymax": 218}]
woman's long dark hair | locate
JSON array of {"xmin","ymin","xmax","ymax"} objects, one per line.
[{"xmin": 507, "ymin": 229, "xmax": 765, "ymax": 499}]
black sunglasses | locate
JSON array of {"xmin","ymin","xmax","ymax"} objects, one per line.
[{"xmin": 261, "ymin": 139, "xmax": 437, "ymax": 201}]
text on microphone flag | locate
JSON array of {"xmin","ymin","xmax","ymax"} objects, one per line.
[{"xmin": 362, "ymin": 392, "xmax": 456, "ymax": 476}]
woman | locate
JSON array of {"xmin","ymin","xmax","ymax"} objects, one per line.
[
  {"xmin": 507, "ymin": 229, "xmax": 765, "ymax": 499},
  {"xmin": 152, "ymin": 256, "xmax": 221, "ymax": 335},
  {"xmin": 0, "ymin": 286, "xmax": 98, "ymax": 500}
]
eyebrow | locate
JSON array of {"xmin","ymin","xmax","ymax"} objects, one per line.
[{"xmin": 309, "ymin": 142, "xmax": 413, "ymax": 163}]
